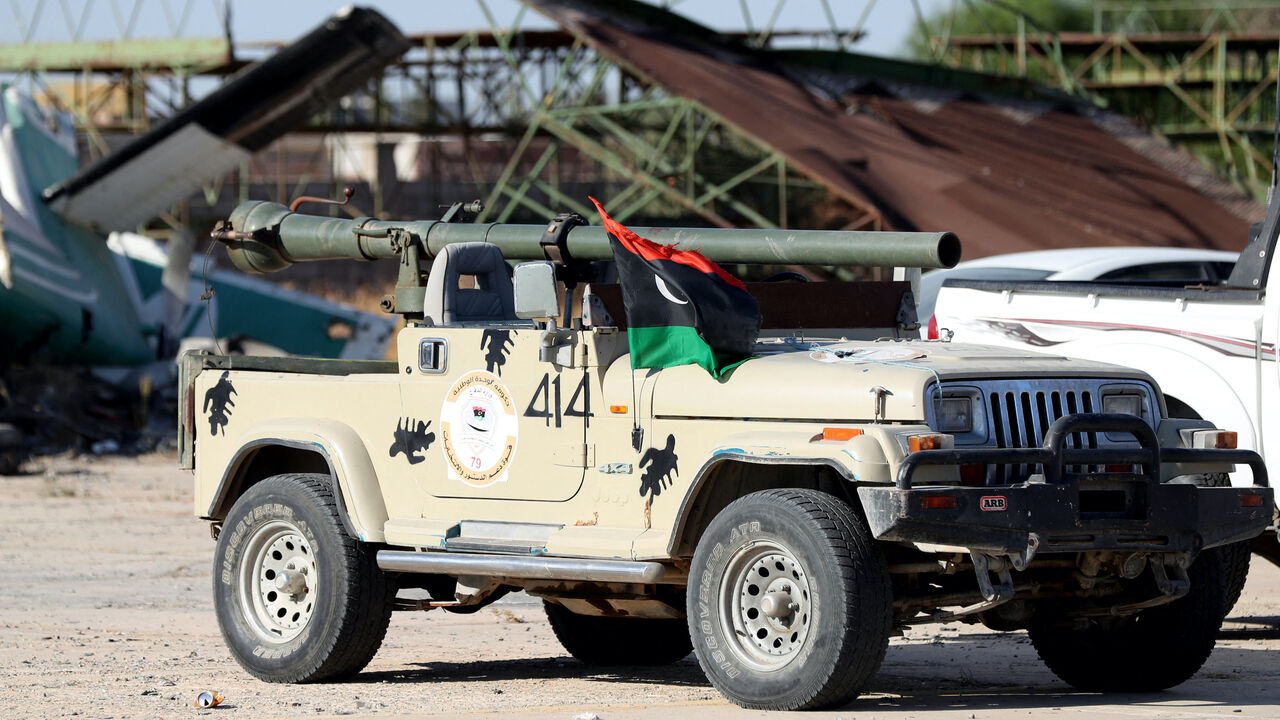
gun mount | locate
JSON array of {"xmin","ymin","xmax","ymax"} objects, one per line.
[{"xmin": 212, "ymin": 198, "xmax": 962, "ymax": 321}]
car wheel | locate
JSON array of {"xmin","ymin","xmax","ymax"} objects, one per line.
[
  {"xmin": 687, "ymin": 488, "xmax": 892, "ymax": 710},
  {"xmin": 1028, "ymin": 547, "xmax": 1225, "ymax": 691},
  {"xmin": 213, "ymin": 473, "xmax": 394, "ymax": 682}
]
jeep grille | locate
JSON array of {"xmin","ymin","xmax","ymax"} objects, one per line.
[{"xmin": 926, "ymin": 379, "xmax": 1159, "ymax": 485}]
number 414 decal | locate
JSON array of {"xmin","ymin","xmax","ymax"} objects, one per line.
[{"xmin": 524, "ymin": 373, "xmax": 593, "ymax": 428}]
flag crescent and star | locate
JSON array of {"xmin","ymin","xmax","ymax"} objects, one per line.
[{"xmin": 589, "ymin": 196, "xmax": 761, "ymax": 379}]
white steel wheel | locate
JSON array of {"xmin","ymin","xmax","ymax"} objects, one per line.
[
  {"xmin": 237, "ymin": 520, "xmax": 319, "ymax": 643},
  {"xmin": 720, "ymin": 540, "xmax": 813, "ymax": 669}
]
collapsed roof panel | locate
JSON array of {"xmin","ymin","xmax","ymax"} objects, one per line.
[{"xmin": 526, "ymin": 0, "xmax": 1257, "ymax": 258}]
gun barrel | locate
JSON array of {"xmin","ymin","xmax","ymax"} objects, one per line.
[{"xmin": 225, "ymin": 200, "xmax": 961, "ymax": 273}]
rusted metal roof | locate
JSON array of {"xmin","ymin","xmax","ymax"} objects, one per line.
[{"xmin": 526, "ymin": 0, "xmax": 1259, "ymax": 258}]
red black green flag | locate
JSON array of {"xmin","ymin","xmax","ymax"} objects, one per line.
[{"xmin": 590, "ymin": 197, "xmax": 760, "ymax": 379}]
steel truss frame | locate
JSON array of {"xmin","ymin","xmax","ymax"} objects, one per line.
[
  {"xmin": 468, "ymin": 22, "xmax": 877, "ymax": 232},
  {"xmin": 1, "ymin": 1, "xmax": 877, "ymax": 236},
  {"xmin": 933, "ymin": 1, "xmax": 1278, "ymax": 195}
]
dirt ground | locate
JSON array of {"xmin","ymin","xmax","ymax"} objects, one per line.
[{"xmin": 3, "ymin": 452, "xmax": 1279, "ymax": 720}]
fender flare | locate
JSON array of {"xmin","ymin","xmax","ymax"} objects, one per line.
[
  {"xmin": 666, "ymin": 448, "xmax": 856, "ymax": 556},
  {"xmin": 210, "ymin": 418, "xmax": 389, "ymax": 542}
]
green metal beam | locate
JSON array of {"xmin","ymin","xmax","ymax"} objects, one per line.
[{"xmin": 0, "ymin": 37, "xmax": 231, "ymax": 72}]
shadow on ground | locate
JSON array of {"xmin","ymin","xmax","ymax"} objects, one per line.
[
  {"xmin": 358, "ymin": 656, "xmax": 710, "ymax": 688},
  {"xmin": 347, "ymin": 623, "xmax": 1280, "ymax": 715}
]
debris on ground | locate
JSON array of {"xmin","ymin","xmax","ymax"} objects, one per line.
[
  {"xmin": 195, "ymin": 690, "xmax": 224, "ymax": 708},
  {"xmin": 0, "ymin": 365, "xmax": 177, "ymax": 475}
]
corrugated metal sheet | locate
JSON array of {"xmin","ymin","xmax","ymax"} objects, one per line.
[{"xmin": 527, "ymin": 0, "xmax": 1259, "ymax": 258}]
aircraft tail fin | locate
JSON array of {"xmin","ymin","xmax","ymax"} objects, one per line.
[{"xmin": 41, "ymin": 6, "xmax": 409, "ymax": 232}]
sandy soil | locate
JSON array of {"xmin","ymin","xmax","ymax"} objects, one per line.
[{"xmin": 3, "ymin": 452, "xmax": 1279, "ymax": 720}]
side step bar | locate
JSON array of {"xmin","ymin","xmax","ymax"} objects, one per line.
[{"xmin": 376, "ymin": 550, "xmax": 666, "ymax": 584}]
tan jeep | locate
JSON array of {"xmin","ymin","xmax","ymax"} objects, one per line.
[{"xmin": 181, "ymin": 200, "xmax": 1273, "ymax": 710}]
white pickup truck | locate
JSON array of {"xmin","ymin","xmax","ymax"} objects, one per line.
[{"xmin": 934, "ymin": 199, "xmax": 1280, "ymax": 567}]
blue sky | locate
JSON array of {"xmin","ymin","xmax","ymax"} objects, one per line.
[{"xmin": 3, "ymin": 1, "xmax": 949, "ymax": 58}]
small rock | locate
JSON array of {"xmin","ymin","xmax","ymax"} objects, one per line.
[
  {"xmin": 140, "ymin": 689, "xmax": 158, "ymax": 696},
  {"xmin": 573, "ymin": 713, "xmax": 601, "ymax": 720}
]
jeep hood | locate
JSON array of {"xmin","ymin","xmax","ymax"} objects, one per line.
[{"xmin": 648, "ymin": 340, "xmax": 1152, "ymax": 422}]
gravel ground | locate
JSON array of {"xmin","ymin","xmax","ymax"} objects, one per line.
[{"xmin": 3, "ymin": 452, "xmax": 1279, "ymax": 720}]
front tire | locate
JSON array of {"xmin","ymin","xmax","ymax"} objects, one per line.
[
  {"xmin": 544, "ymin": 601, "xmax": 693, "ymax": 665},
  {"xmin": 1220, "ymin": 540, "xmax": 1251, "ymax": 615},
  {"xmin": 1028, "ymin": 548, "xmax": 1225, "ymax": 692},
  {"xmin": 213, "ymin": 473, "xmax": 394, "ymax": 682},
  {"xmin": 688, "ymin": 488, "xmax": 892, "ymax": 710}
]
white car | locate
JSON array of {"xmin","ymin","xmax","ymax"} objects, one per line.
[{"xmin": 919, "ymin": 247, "xmax": 1238, "ymax": 338}]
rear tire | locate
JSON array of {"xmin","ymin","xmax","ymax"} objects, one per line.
[
  {"xmin": 688, "ymin": 488, "xmax": 892, "ymax": 710},
  {"xmin": 544, "ymin": 601, "xmax": 692, "ymax": 665},
  {"xmin": 1028, "ymin": 548, "xmax": 1225, "ymax": 692},
  {"xmin": 213, "ymin": 473, "xmax": 394, "ymax": 682}
]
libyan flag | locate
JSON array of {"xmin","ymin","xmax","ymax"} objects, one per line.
[{"xmin": 590, "ymin": 197, "xmax": 761, "ymax": 379}]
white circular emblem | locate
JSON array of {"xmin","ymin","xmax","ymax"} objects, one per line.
[{"xmin": 439, "ymin": 370, "xmax": 519, "ymax": 488}]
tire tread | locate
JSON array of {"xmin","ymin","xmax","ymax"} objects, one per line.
[
  {"xmin": 216, "ymin": 473, "xmax": 394, "ymax": 683},
  {"xmin": 1028, "ymin": 548, "xmax": 1225, "ymax": 692},
  {"xmin": 689, "ymin": 488, "xmax": 892, "ymax": 710}
]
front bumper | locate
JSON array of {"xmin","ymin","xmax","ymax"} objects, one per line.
[{"xmin": 857, "ymin": 414, "xmax": 1272, "ymax": 555}]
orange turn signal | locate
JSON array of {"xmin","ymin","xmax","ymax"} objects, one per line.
[
  {"xmin": 1192, "ymin": 429, "xmax": 1238, "ymax": 449},
  {"xmin": 823, "ymin": 427, "xmax": 864, "ymax": 441},
  {"xmin": 609, "ymin": 405, "xmax": 628, "ymax": 414},
  {"xmin": 908, "ymin": 434, "xmax": 945, "ymax": 452},
  {"xmin": 1211, "ymin": 431, "xmax": 1238, "ymax": 449}
]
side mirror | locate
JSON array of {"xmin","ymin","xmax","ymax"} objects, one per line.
[{"xmin": 514, "ymin": 261, "xmax": 560, "ymax": 320}]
